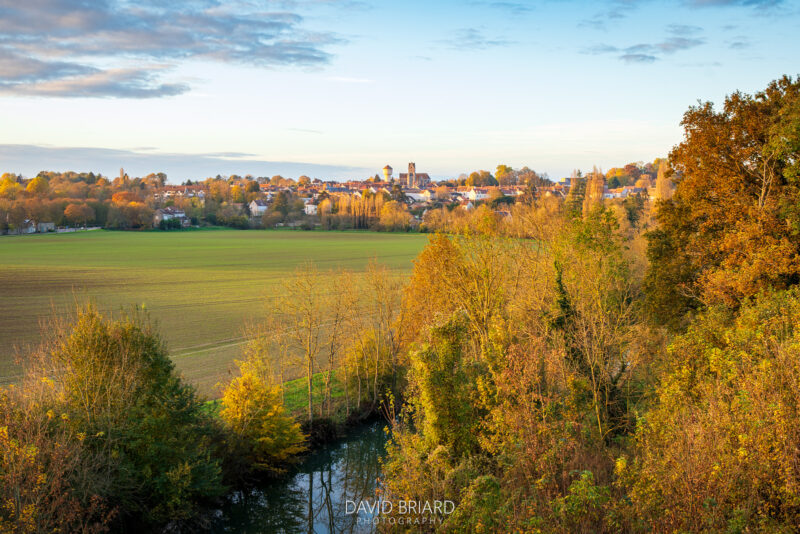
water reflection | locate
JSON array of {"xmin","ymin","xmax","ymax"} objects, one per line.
[{"xmin": 213, "ymin": 423, "xmax": 388, "ymax": 533}]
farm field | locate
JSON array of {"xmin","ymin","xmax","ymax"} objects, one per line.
[{"xmin": 0, "ymin": 228, "xmax": 427, "ymax": 396}]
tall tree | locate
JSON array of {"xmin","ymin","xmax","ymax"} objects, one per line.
[
  {"xmin": 646, "ymin": 76, "xmax": 800, "ymax": 323},
  {"xmin": 275, "ymin": 262, "xmax": 326, "ymax": 425}
]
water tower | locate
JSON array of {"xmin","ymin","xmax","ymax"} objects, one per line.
[{"xmin": 382, "ymin": 165, "xmax": 393, "ymax": 182}]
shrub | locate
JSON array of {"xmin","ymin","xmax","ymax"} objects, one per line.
[
  {"xmin": 0, "ymin": 389, "xmax": 113, "ymax": 533},
  {"xmin": 624, "ymin": 288, "xmax": 800, "ymax": 531},
  {"xmin": 220, "ymin": 365, "xmax": 305, "ymax": 478},
  {"xmin": 26, "ymin": 306, "xmax": 225, "ymax": 526}
]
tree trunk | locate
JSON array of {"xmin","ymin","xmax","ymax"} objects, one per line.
[{"xmin": 307, "ymin": 356, "xmax": 313, "ymax": 426}]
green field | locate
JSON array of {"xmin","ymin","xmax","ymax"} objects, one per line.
[{"xmin": 0, "ymin": 228, "xmax": 427, "ymax": 396}]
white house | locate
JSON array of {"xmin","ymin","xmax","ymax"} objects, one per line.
[
  {"xmin": 467, "ymin": 188, "xmax": 489, "ymax": 201},
  {"xmin": 404, "ymin": 188, "xmax": 432, "ymax": 203},
  {"xmin": 249, "ymin": 199, "xmax": 268, "ymax": 217},
  {"xmin": 304, "ymin": 203, "xmax": 318, "ymax": 215}
]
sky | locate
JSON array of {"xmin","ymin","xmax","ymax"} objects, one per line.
[{"xmin": 0, "ymin": 0, "xmax": 798, "ymax": 182}]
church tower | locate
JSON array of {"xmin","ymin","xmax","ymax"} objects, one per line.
[{"xmin": 408, "ymin": 162, "xmax": 416, "ymax": 188}]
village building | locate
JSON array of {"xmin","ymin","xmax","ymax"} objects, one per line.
[
  {"xmin": 249, "ymin": 199, "xmax": 268, "ymax": 217},
  {"xmin": 467, "ymin": 187, "xmax": 490, "ymax": 202},
  {"xmin": 398, "ymin": 162, "xmax": 431, "ymax": 188},
  {"xmin": 153, "ymin": 207, "xmax": 190, "ymax": 227}
]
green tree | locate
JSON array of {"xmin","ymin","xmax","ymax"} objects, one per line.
[
  {"xmin": 408, "ymin": 314, "xmax": 481, "ymax": 457},
  {"xmin": 28, "ymin": 306, "xmax": 224, "ymax": 525},
  {"xmin": 466, "ymin": 170, "xmax": 498, "ymax": 187}
]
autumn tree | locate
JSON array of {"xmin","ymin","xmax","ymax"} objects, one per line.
[
  {"xmin": 495, "ymin": 164, "xmax": 516, "ymax": 185},
  {"xmin": 652, "ymin": 160, "xmax": 673, "ymax": 200},
  {"xmin": 0, "ymin": 389, "xmax": 112, "ymax": 532},
  {"xmin": 582, "ymin": 170, "xmax": 606, "ymax": 218},
  {"xmin": 64, "ymin": 203, "xmax": 95, "ymax": 227},
  {"xmin": 645, "ymin": 75, "xmax": 800, "ymax": 324},
  {"xmin": 25, "ymin": 176, "xmax": 49, "ymax": 196},
  {"xmin": 220, "ymin": 358, "xmax": 305, "ymax": 477},
  {"xmin": 466, "ymin": 170, "xmax": 498, "ymax": 187},
  {"xmin": 0, "ymin": 175, "xmax": 22, "ymax": 199},
  {"xmin": 275, "ymin": 263, "xmax": 326, "ymax": 425},
  {"xmin": 564, "ymin": 174, "xmax": 586, "ymax": 216},
  {"xmin": 379, "ymin": 200, "xmax": 412, "ymax": 231}
]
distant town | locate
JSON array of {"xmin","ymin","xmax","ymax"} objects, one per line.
[{"xmin": 0, "ymin": 159, "xmax": 674, "ymax": 235}]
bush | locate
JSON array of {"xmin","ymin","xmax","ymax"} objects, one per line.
[
  {"xmin": 0, "ymin": 389, "xmax": 113, "ymax": 533},
  {"xmin": 624, "ymin": 288, "xmax": 800, "ymax": 531},
  {"xmin": 158, "ymin": 218, "xmax": 182, "ymax": 230},
  {"xmin": 24, "ymin": 306, "xmax": 225, "ymax": 527},
  {"xmin": 220, "ymin": 369, "xmax": 306, "ymax": 478}
]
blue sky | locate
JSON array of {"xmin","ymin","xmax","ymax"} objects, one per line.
[{"xmin": 0, "ymin": 0, "xmax": 798, "ymax": 182}]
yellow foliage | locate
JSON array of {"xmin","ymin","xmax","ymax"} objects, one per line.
[{"xmin": 220, "ymin": 369, "xmax": 305, "ymax": 474}]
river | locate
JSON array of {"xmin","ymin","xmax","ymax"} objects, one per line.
[{"xmin": 211, "ymin": 423, "xmax": 390, "ymax": 533}]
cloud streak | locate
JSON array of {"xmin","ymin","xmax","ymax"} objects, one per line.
[
  {"xmin": 0, "ymin": 0, "xmax": 341, "ymax": 98},
  {"xmin": 439, "ymin": 28, "xmax": 514, "ymax": 50},
  {"xmin": 686, "ymin": 0, "xmax": 782, "ymax": 7},
  {"xmin": 584, "ymin": 28, "xmax": 705, "ymax": 64},
  {"xmin": 580, "ymin": 0, "xmax": 642, "ymax": 30},
  {"xmin": 468, "ymin": 1, "xmax": 533, "ymax": 15},
  {"xmin": 0, "ymin": 144, "xmax": 369, "ymax": 181}
]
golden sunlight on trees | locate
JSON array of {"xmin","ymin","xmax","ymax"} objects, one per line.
[
  {"xmin": 0, "ymin": 176, "xmax": 23, "ymax": 199},
  {"xmin": 384, "ymin": 202, "xmax": 655, "ymax": 531},
  {"xmin": 24, "ymin": 176, "xmax": 49, "ymax": 196},
  {"xmin": 220, "ymin": 361, "xmax": 305, "ymax": 476},
  {"xmin": 621, "ymin": 288, "xmax": 800, "ymax": 530},
  {"xmin": 378, "ymin": 200, "xmax": 412, "ymax": 231},
  {"xmin": 645, "ymin": 75, "xmax": 800, "ymax": 325},
  {"xmin": 5, "ymin": 74, "xmax": 800, "ymax": 533},
  {"xmin": 0, "ymin": 390, "xmax": 111, "ymax": 533},
  {"xmin": 380, "ymin": 76, "xmax": 800, "ymax": 532}
]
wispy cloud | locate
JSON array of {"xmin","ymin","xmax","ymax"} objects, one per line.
[
  {"xmin": 439, "ymin": 28, "xmax": 514, "ymax": 50},
  {"xmin": 468, "ymin": 1, "xmax": 533, "ymax": 15},
  {"xmin": 489, "ymin": 2, "xmax": 533, "ymax": 14},
  {"xmin": 286, "ymin": 128, "xmax": 324, "ymax": 134},
  {"xmin": 584, "ymin": 27, "xmax": 705, "ymax": 64},
  {"xmin": 580, "ymin": 0, "xmax": 642, "ymax": 30},
  {"xmin": 620, "ymin": 53, "xmax": 658, "ymax": 63},
  {"xmin": 686, "ymin": 0, "xmax": 782, "ymax": 7},
  {"xmin": 657, "ymin": 37, "xmax": 705, "ymax": 53},
  {"xmin": 666, "ymin": 23, "xmax": 703, "ymax": 36},
  {"xmin": 0, "ymin": 0, "xmax": 342, "ymax": 98}
]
